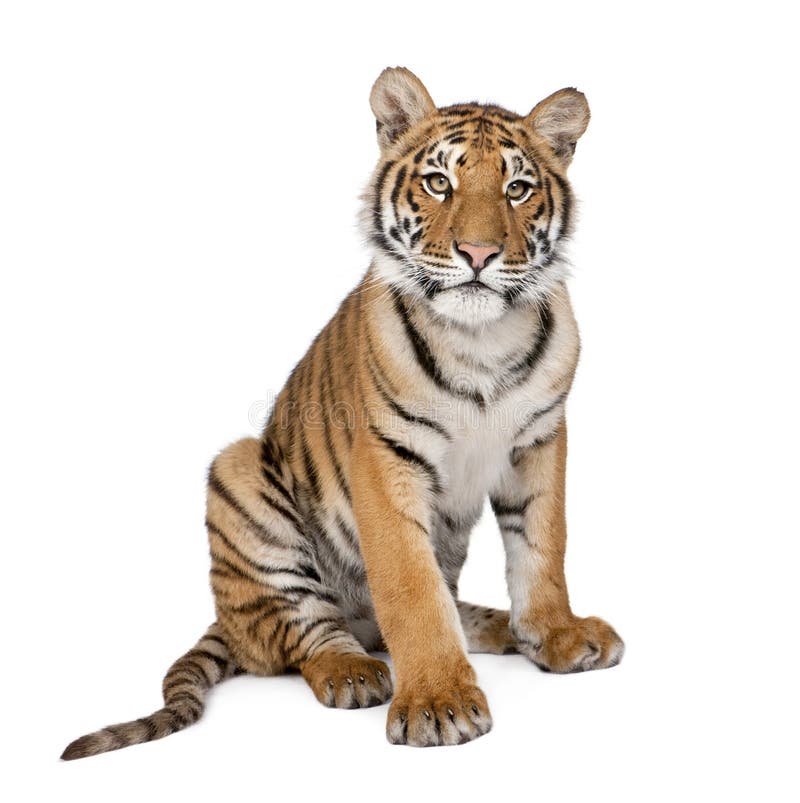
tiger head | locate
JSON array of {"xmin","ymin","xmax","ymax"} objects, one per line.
[{"xmin": 363, "ymin": 67, "xmax": 590, "ymax": 327}]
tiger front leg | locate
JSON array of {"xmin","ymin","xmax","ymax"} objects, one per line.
[
  {"xmin": 492, "ymin": 421, "xmax": 624, "ymax": 673},
  {"xmin": 351, "ymin": 426, "xmax": 492, "ymax": 747}
]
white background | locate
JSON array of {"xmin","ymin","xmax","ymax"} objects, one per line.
[{"xmin": 2, "ymin": 1, "xmax": 799, "ymax": 800}]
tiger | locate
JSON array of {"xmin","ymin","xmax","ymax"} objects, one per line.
[{"xmin": 61, "ymin": 66, "xmax": 624, "ymax": 758}]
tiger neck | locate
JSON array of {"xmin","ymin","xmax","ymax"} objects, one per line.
[{"xmin": 365, "ymin": 268, "xmax": 553, "ymax": 377}]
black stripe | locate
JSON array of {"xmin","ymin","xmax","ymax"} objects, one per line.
[
  {"xmin": 544, "ymin": 175, "xmax": 555, "ymax": 229},
  {"xmin": 398, "ymin": 124, "xmax": 435, "ymax": 158},
  {"xmin": 300, "ymin": 368, "xmax": 322, "ymax": 503},
  {"xmin": 371, "ymin": 160, "xmax": 402, "ymax": 256},
  {"xmin": 314, "ymin": 528, "xmax": 364, "ymax": 584},
  {"xmin": 306, "ymin": 507, "xmax": 367, "ymax": 582},
  {"xmin": 184, "ymin": 656, "xmax": 215, "ymax": 686},
  {"xmin": 208, "ymin": 470, "xmax": 291, "ymax": 547},
  {"xmin": 492, "ymin": 114, "xmax": 520, "ymax": 128},
  {"xmin": 334, "ymin": 513, "xmax": 360, "ymax": 550},
  {"xmin": 503, "ymin": 303, "xmax": 553, "ymax": 389},
  {"xmin": 203, "ymin": 634, "xmax": 227, "ymax": 648},
  {"xmin": 245, "ymin": 604, "xmax": 298, "ymax": 638},
  {"xmin": 363, "ymin": 323, "xmax": 398, "ymax": 391},
  {"xmin": 490, "ymin": 495, "xmax": 534, "ymax": 517},
  {"xmin": 319, "ymin": 327, "xmax": 352, "ymax": 502},
  {"xmin": 366, "ymin": 350, "xmax": 451, "ymax": 441},
  {"xmin": 305, "ymin": 624, "xmax": 350, "ymax": 657},
  {"xmin": 548, "ymin": 169, "xmax": 572, "ymax": 237},
  {"xmin": 169, "ymin": 689, "xmax": 204, "ymax": 706},
  {"xmin": 284, "ymin": 617, "xmax": 341, "ymax": 660},
  {"xmin": 104, "ymin": 724, "xmax": 132, "ymax": 747},
  {"xmin": 167, "ymin": 663, "xmax": 209, "ymax": 690},
  {"xmin": 300, "ymin": 430, "xmax": 322, "ymax": 504},
  {"xmin": 209, "ymin": 549, "xmax": 268, "ymax": 585},
  {"xmin": 136, "ymin": 717, "xmax": 158, "ymax": 741},
  {"xmin": 510, "ymin": 429, "xmax": 560, "ymax": 464},
  {"xmin": 260, "ymin": 438, "xmax": 283, "ymax": 471},
  {"xmin": 260, "ymin": 455, "xmax": 296, "ymax": 508},
  {"xmin": 306, "ymin": 630, "xmax": 349, "ymax": 656},
  {"xmin": 278, "ymin": 584, "xmax": 338, "ymax": 603},
  {"xmin": 399, "ymin": 510, "xmax": 430, "ymax": 537},
  {"xmin": 162, "ymin": 675, "xmax": 199, "ymax": 695},
  {"xmin": 163, "ymin": 665, "xmax": 206, "ymax": 691},
  {"xmin": 369, "ymin": 424, "xmax": 442, "ymax": 494},
  {"xmin": 513, "ymin": 393, "xmax": 567, "ymax": 439},
  {"xmin": 186, "ymin": 648, "xmax": 230, "ymax": 674},
  {"xmin": 440, "ymin": 107, "xmax": 475, "ymax": 117},
  {"xmin": 229, "ymin": 593, "xmax": 294, "ymax": 615},
  {"xmin": 166, "ymin": 709, "xmax": 190, "ymax": 728},
  {"xmin": 391, "ymin": 291, "xmax": 484, "ymax": 407},
  {"xmin": 272, "ymin": 618, "xmax": 292, "ymax": 650},
  {"xmin": 258, "ymin": 491, "xmax": 305, "ymax": 532},
  {"xmin": 161, "ymin": 672, "xmax": 198, "ymax": 696},
  {"xmin": 390, "ymin": 165, "xmax": 407, "ymax": 209},
  {"xmin": 445, "ymin": 118, "xmax": 477, "ymax": 130},
  {"xmin": 332, "ymin": 303, "xmax": 355, "ymax": 450},
  {"xmin": 299, "ymin": 563, "xmax": 322, "ymax": 583},
  {"xmin": 295, "ymin": 336, "xmax": 323, "ymax": 506}
]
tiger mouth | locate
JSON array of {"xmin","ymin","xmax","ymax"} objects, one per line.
[{"xmin": 457, "ymin": 280, "xmax": 494, "ymax": 292}]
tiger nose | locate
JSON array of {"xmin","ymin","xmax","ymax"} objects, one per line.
[{"xmin": 455, "ymin": 242, "xmax": 502, "ymax": 271}]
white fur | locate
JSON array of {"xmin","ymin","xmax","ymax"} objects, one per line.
[{"xmin": 429, "ymin": 285, "xmax": 509, "ymax": 326}]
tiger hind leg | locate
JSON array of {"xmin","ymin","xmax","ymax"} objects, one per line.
[
  {"xmin": 457, "ymin": 601, "xmax": 517, "ymax": 654},
  {"xmin": 207, "ymin": 437, "xmax": 393, "ymax": 709}
]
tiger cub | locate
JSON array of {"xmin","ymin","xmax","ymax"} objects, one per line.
[{"xmin": 62, "ymin": 67, "xmax": 623, "ymax": 758}]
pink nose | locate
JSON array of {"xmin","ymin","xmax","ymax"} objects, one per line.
[{"xmin": 456, "ymin": 242, "xmax": 501, "ymax": 270}]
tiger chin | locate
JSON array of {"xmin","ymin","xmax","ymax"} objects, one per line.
[{"xmin": 61, "ymin": 67, "xmax": 623, "ymax": 759}]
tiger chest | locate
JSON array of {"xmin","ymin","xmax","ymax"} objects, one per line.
[
  {"xmin": 436, "ymin": 415, "xmax": 512, "ymax": 514},
  {"xmin": 433, "ymin": 386, "xmax": 559, "ymax": 515}
]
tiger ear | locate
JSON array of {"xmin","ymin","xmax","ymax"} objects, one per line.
[
  {"xmin": 370, "ymin": 67, "xmax": 436, "ymax": 152},
  {"xmin": 525, "ymin": 88, "xmax": 590, "ymax": 165}
]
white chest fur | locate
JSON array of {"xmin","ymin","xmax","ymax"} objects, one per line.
[
  {"xmin": 382, "ymin": 286, "xmax": 579, "ymax": 513},
  {"xmin": 438, "ymin": 413, "xmax": 518, "ymax": 513}
]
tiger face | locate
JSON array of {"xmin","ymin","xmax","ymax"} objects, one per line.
[{"xmin": 364, "ymin": 68, "xmax": 590, "ymax": 327}]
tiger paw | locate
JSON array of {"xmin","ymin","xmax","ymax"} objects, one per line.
[
  {"xmin": 386, "ymin": 679, "xmax": 492, "ymax": 747},
  {"xmin": 517, "ymin": 615, "xmax": 624, "ymax": 673},
  {"xmin": 302, "ymin": 652, "xmax": 393, "ymax": 709}
]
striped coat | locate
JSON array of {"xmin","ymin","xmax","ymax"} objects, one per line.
[{"xmin": 62, "ymin": 66, "xmax": 623, "ymax": 758}]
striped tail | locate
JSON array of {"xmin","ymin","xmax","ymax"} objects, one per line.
[{"xmin": 61, "ymin": 622, "xmax": 240, "ymax": 761}]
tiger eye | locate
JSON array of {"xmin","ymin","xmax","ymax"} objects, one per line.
[
  {"xmin": 424, "ymin": 173, "xmax": 452, "ymax": 196},
  {"xmin": 506, "ymin": 180, "xmax": 531, "ymax": 201}
]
